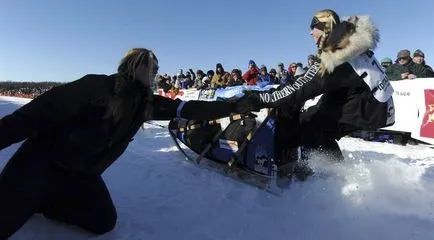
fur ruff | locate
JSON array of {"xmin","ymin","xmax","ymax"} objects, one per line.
[{"xmin": 320, "ymin": 16, "xmax": 379, "ymax": 73}]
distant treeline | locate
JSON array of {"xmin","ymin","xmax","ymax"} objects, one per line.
[
  {"xmin": 0, "ymin": 81, "xmax": 63, "ymax": 90},
  {"xmin": 0, "ymin": 81, "xmax": 64, "ymax": 99}
]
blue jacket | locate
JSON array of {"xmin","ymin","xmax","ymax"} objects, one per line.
[{"xmin": 256, "ymin": 74, "xmax": 273, "ymax": 88}]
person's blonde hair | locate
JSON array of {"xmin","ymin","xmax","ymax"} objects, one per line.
[
  {"xmin": 105, "ymin": 48, "xmax": 157, "ymax": 123},
  {"xmin": 313, "ymin": 9, "xmax": 340, "ymax": 51}
]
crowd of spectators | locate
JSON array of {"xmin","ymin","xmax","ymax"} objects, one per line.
[
  {"xmin": 156, "ymin": 56, "xmax": 316, "ymax": 93},
  {"xmin": 157, "ymin": 49, "xmax": 433, "ymax": 93},
  {"xmin": 1, "ymin": 49, "xmax": 432, "ymax": 99},
  {"xmin": 0, "ymin": 82, "xmax": 62, "ymax": 99},
  {"xmin": 380, "ymin": 49, "xmax": 433, "ymax": 80}
]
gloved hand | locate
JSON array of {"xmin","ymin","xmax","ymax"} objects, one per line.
[{"xmin": 231, "ymin": 90, "xmax": 264, "ymax": 113}]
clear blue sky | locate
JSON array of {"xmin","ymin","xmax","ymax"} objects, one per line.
[{"xmin": 1, "ymin": 0, "xmax": 433, "ymax": 82}]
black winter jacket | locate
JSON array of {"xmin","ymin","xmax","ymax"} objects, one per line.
[{"xmin": 0, "ymin": 74, "xmax": 234, "ymax": 174}]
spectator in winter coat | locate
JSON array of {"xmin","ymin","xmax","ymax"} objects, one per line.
[
  {"xmin": 211, "ymin": 63, "xmax": 230, "ymax": 88},
  {"xmin": 269, "ymin": 68, "xmax": 279, "ymax": 84},
  {"xmin": 0, "ymin": 48, "xmax": 246, "ymax": 239},
  {"xmin": 180, "ymin": 71, "xmax": 192, "ymax": 89},
  {"xmin": 412, "ymin": 49, "xmax": 434, "ymax": 77},
  {"xmin": 235, "ymin": 10, "xmax": 395, "ymax": 174},
  {"xmin": 242, "ymin": 60, "xmax": 259, "ymax": 85},
  {"xmin": 227, "ymin": 69, "xmax": 245, "ymax": 86},
  {"xmin": 276, "ymin": 62, "xmax": 290, "ymax": 85},
  {"xmin": 156, "ymin": 74, "xmax": 172, "ymax": 92},
  {"xmin": 387, "ymin": 49, "xmax": 428, "ymax": 80},
  {"xmin": 380, "ymin": 57, "xmax": 393, "ymax": 72},
  {"xmin": 193, "ymin": 70, "xmax": 206, "ymax": 89},
  {"xmin": 303, "ymin": 54, "xmax": 316, "ymax": 71},
  {"xmin": 256, "ymin": 65, "xmax": 273, "ymax": 88},
  {"xmin": 198, "ymin": 70, "xmax": 214, "ymax": 90},
  {"xmin": 287, "ymin": 63, "xmax": 297, "ymax": 83}
]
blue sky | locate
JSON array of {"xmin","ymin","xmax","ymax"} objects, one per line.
[{"xmin": 1, "ymin": 0, "xmax": 433, "ymax": 82}]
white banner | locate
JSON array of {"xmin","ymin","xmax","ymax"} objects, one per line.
[{"xmin": 383, "ymin": 78, "xmax": 434, "ymax": 144}]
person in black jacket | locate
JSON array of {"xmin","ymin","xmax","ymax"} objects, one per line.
[
  {"xmin": 237, "ymin": 10, "xmax": 395, "ymax": 167},
  {"xmin": 0, "ymin": 48, "xmax": 242, "ymax": 238}
]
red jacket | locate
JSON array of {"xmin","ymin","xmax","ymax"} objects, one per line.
[{"xmin": 242, "ymin": 68, "xmax": 259, "ymax": 85}]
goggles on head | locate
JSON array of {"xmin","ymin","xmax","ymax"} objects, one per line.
[
  {"xmin": 310, "ymin": 16, "xmax": 320, "ymax": 29},
  {"xmin": 310, "ymin": 16, "xmax": 326, "ymax": 31}
]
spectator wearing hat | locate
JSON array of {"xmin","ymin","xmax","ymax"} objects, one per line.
[
  {"xmin": 156, "ymin": 74, "xmax": 172, "ymax": 93},
  {"xmin": 256, "ymin": 65, "xmax": 273, "ymax": 88},
  {"xmin": 276, "ymin": 62, "xmax": 289, "ymax": 85},
  {"xmin": 380, "ymin": 57, "xmax": 393, "ymax": 72},
  {"xmin": 303, "ymin": 54, "xmax": 317, "ymax": 71},
  {"xmin": 211, "ymin": 63, "xmax": 230, "ymax": 88},
  {"xmin": 242, "ymin": 60, "xmax": 259, "ymax": 85},
  {"xmin": 412, "ymin": 49, "xmax": 434, "ymax": 77},
  {"xmin": 227, "ymin": 69, "xmax": 244, "ymax": 86},
  {"xmin": 286, "ymin": 63, "xmax": 297, "ymax": 84},
  {"xmin": 182, "ymin": 71, "xmax": 193, "ymax": 89},
  {"xmin": 197, "ymin": 70, "xmax": 213, "ymax": 90},
  {"xmin": 269, "ymin": 68, "xmax": 279, "ymax": 84},
  {"xmin": 192, "ymin": 70, "xmax": 205, "ymax": 89},
  {"xmin": 387, "ymin": 49, "xmax": 428, "ymax": 80}
]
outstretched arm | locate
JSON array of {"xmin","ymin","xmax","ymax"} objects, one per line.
[
  {"xmin": 152, "ymin": 95, "xmax": 235, "ymax": 121},
  {"xmin": 237, "ymin": 63, "xmax": 356, "ymax": 111}
]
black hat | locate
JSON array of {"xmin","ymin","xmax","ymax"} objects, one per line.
[
  {"xmin": 397, "ymin": 49, "xmax": 411, "ymax": 59},
  {"xmin": 413, "ymin": 49, "xmax": 425, "ymax": 58}
]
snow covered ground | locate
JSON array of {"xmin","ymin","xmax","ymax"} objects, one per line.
[{"xmin": 1, "ymin": 96, "xmax": 434, "ymax": 240}]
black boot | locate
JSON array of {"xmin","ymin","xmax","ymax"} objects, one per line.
[
  {"xmin": 276, "ymin": 148, "xmax": 298, "ymax": 188},
  {"xmin": 292, "ymin": 146, "xmax": 314, "ymax": 181}
]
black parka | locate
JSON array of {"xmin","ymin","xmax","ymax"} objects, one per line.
[{"xmin": 0, "ymin": 74, "xmax": 234, "ymax": 174}]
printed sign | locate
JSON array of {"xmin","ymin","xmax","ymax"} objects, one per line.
[
  {"xmin": 157, "ymin": 89, "xmax": 185, "ymax": 99},
  {"xmin": 420, "ymin": 89, "xmax": 434, "ymax": 138}
]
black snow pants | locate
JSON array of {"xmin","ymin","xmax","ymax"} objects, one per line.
[
  {"xmin": 276, "ymin": 105, "xmax": 359, "ymax": 164},
  {"xmin": 0, "ymin": 141, "xmax": 117, "ymax": 239}
]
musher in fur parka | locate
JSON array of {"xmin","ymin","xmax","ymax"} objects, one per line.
[{"xmin": 234, "ymin": 9, "xmax": 395, "ymax": 162}]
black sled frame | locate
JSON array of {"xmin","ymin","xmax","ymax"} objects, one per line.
[{"xmin": 168, "ymin": 109, "xmax": 294, "ymax": 195}]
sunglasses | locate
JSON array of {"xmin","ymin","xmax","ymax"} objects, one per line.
[{"xmin": 398, "ymin": 57, "xmax": 408, "ymax": 61}]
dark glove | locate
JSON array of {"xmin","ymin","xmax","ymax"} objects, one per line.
[{"xmin": 232, "ymin": 90, "xmax": 264, "ymax": 113}]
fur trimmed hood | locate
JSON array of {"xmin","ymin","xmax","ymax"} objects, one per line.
[{"xmin": 320, "ymin": 16, "xmax": 379, "ymax": 73}]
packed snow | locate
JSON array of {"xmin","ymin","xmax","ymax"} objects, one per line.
[{"xmin": 1, "ymin": 96, "xmax": 433, "ymax": 240}]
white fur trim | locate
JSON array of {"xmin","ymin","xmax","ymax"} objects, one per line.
[{"xmin": 320, "ymin": 16, "xmax": 379, "ymax": 73}]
